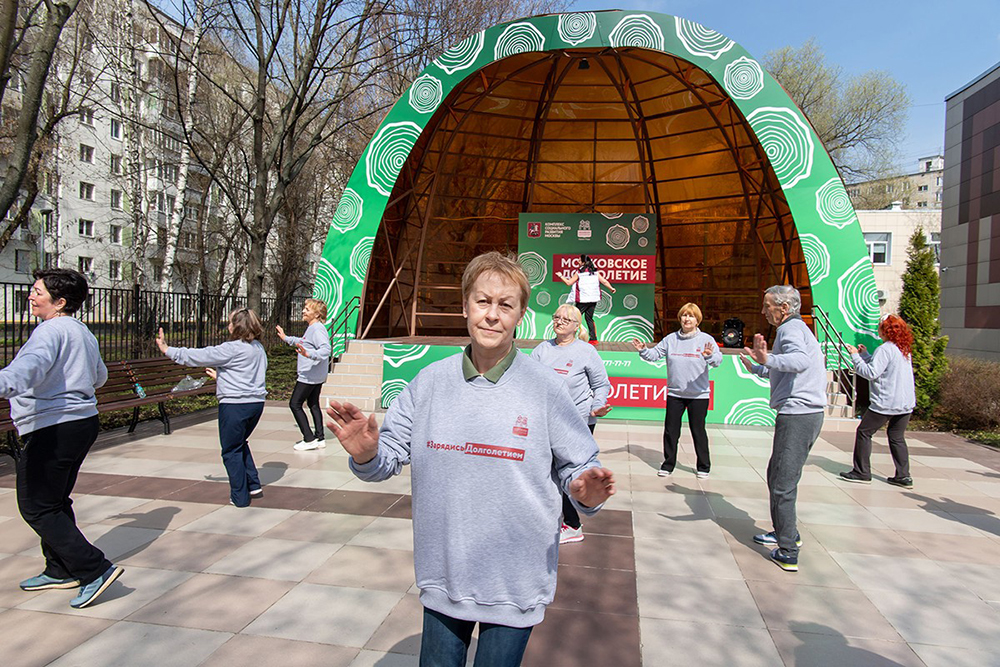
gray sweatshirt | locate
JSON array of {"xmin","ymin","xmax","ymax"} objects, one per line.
[
  {"xmin": 750, "ymin": 316, "xmax": 826, "ymax": 415},
  {"xmin": 350, "ymin": 351, "xmax": 605, "ymax": 628},
  {"xmin": 638, "ymin": 330, "xmax": 722, "ymax": 399},
  {"xmin": 0, "ymin": 316, "xmax": 108, "ymax": 435},
  {"xmin": 284, "ymin": 321, "xmax": 331, "ymax": 384},
  {"xmin": 853, "ymin": 342, "xmax": 915, "ymax": 415},
  {"xmin": 530, "ymin": 338, "xmax": 611, "ymax": 425},
  {"xmin": 166, "ymin": 340, "xmax": 268, "ymax": 403}
]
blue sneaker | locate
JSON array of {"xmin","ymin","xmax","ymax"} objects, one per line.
[
  {"xmin": 770, "ymin": 548, "xmax": 799, "ymax": 572},
  {"xmin": 70, "ymin": 565, "xmax": 124, "ymax": 609},
  {"xmin": 20, "ymin": 573, "xmax": 81, "ymax": 591},
  {"xmin": 753, "ymin": 531, "xmax": 802, "ymax": 548}
]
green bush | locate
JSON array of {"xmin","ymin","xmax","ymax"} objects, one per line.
[
  {"xmin": 936, "ymin": 355, "xmax": 1000, "ymax": 430},
  {"xmin": 899, "ymin": 229, "xmax": 948, "ymax": 414}
]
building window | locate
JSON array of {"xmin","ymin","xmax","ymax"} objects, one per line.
[
  {"xmin": 917, "ymin": 201, "xmax": 928, "ymax": 208},
  {"xmin": 78, "ymin": 256, "xmax": 93, "ymax": 274},
  {"xmin": 78, "ymin": 218, "xmax": 94, "ymax": 237},
  {"xmin": 925, "ymin": 161, "xmax": 933, "ymax": 172},
  {"xmin": 917, "ymin": 184, "xmax": 928, "ymax": 192},
  {"xmin": 152, "ymin": 261, "xmax": 163, "ymax": 283},
  {"xmin": 936, "ymin": 176, "xmax": 942, "ymax": 186},
  {"xmin": 864, "ymin": 232, "xmax": 891, "ymax": 265},
  {"xmin": 109, "ymin": 259, "xmax": 122, "ymax": 280},
  {"xmin": 930, "ymin": 232, "xmax": 941, "ymax": 265},
  {"xmin": 935, "ymin": 192, "xmax": 941, "ymax": 202},
  {"xmin": 110, "ymin": 189, "xmax": 122, "ymax": 210},
  {"xmin": 41, "ymin": 210, "xmax": 54, "ymax": 233},
  {"xmin": 15, "ymin": 250, "xmax": 32, "ymax": 273},
  {"xmin": 110, "ymin": 224, "xmax": 122, "ymax": 244},
  {"xmin": 110, "ymin": 82, "xmax": 121, "ymax": 104},
  {"xmin": 110, "ymin": 154, "xmax": 122, "ymax": 175},
  {"xmin": 79, "ymin": 182, "xmax": 95, "ymax": 200},
  {"xmin": 155, "ymin": 192, "xmax": 166, "ymax": 214},
  {"xmin": 110, "ymin": 118, "xmax": 122, "ymax": 140},
  {"xmin": 80, "ymin": 108, "xmax": 94, "ymax": 125},
  {"xmin": 44, "ymin": 252, "xmax": 56, "ymax": 268},
  {"xmin": 79, "ymin": 144, "xmax": 94, "ymax": 163},
  {"xmin": 166, "ymin": 194, "xmax": 176, "ymax": 212}
]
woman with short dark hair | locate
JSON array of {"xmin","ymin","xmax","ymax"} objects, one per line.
[
  {"xmin": 0, "ymin": 268, "xmax": 123, "ymax": 609},
  {"xmin": 157, "ymin": 308, "xmax": 268, "ymax": 506},
  {"xmin": 559, "ymin": 254, "xmax": 616, "ymax": 344}
]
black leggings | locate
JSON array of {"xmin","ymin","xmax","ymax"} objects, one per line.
[
  {"xmin": 578, "ymin": 302, "xmax": 598, "ymax": 341},
  {"xmin": 663, "ymin": 396, "xmax": 711, "ymax": 473},
  {"xmin": 290, "ymin": 381, "xmax": 324, "ymax": 441}
]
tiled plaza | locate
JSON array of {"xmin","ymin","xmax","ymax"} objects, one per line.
[{"xmin": 1, "ymin": 407, "xmax": 999, "ymax": 666}]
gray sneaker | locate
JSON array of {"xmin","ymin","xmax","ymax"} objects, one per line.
[
  {"xmin": 753, "ymin": 531, "xmax": 802, "ymax": 548},
  {"xmin": 70, "ymin": 565, "xmax": 124, "ymax": 609}
]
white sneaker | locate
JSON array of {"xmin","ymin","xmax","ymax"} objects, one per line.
[
  {"xmin": 559, "ymin": 524, "xmax": 584, "ymax": 544},
  {"xmin": 293, "ymin": 439, "xmax": 321, "ymax": 451},
  {"xmin": 315, "ymin": 439, "xmax": 327, "ymax": 449},
  {"xmin": 696, "ymin": 471, "xmax": 710, "ymax": 480}
]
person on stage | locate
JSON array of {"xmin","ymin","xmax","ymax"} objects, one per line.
[
  {"xmin": 326, "ymin": 251, "xmax": 615, "ymax": 667},
  {"xmin": 559, "ymin": 254, "xmax": 616, "ymax": 344},
  {"xmin": 276, "ymin": 298, "xmax": 331, "ymax": 451},
  {"xmin": 531, "ymin": 303, "xmax": 613, "ymax": 544},
  {"xmin": 631, "ymin": 303, "xmax": 722, "ymax": 479},
  {"xmin": 839, "ymin": 314, "xmax": 916, "ymax": 489},
  {"xmin": 0, "ymin": 268, "xmax": 123, "ymax": 609}
]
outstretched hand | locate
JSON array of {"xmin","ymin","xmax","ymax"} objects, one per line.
[
  {"xmin": 156, "ymin": 327, "xmax": 168, "ymax": 354},
  {"xmin": 326, "ymin": 401, "xmax": 379, "ymax": 464},
  {"xmin": 630, "ymin": 338, "xmax": 646, "ymax": 352},
  {"xmin": 743, "ymin": 333, "xmax": 768, "ymax": 365},
  {"xmin": 569, "ymin": 467, "xmax": 616, "ymax": 508},
  {"xmin": 845, "ymin": 344, "xmax": 859, "ymax": 355},
  {"xmin": 591, "ymin": 404, "xmax": 613, "ymax": 418},
  {"xmin": 205, "ymin": 368, "xmax": 217, "ymax": 380},
  {"xmin": 275, "ymin": 325, "xmax": 287, "ymax": 341},
  {"xmin": 702, "ymin": 342, "xmax": 716, "ymax": 358},
  {"xmin": 295, "ymin": 343, "xmax": 309, "ymax": 357}
]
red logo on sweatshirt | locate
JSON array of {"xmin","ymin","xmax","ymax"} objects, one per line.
[{"xmin": 513, "ymin": 415, "xmax": 529, "ymax": 437}]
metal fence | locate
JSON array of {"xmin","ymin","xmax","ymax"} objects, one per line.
[{"xmin": 1, "ymin": 281, "xmax": 309, "ymax": 366}]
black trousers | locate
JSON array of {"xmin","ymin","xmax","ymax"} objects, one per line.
[
  {"xmin": 852, "ymin": 409, "xmax": 911, "ymax": 479},
  {"xmin": 560, "ymin": 423, "xmax": 595, "ymax": 530},
  {"xmin": 16, "ymin": 416, "xmax": 112, "ymax": 585},
  {"xmin": 290, "ymin": 381, "xmax": 324, "ymax": 441},
  {"xmin": 663, "ymin": 396, "xmax": 711, "ymax": 473},
  {"xmin": 578, "ymin": 302, "xmax": 598, "ymax": 341}
]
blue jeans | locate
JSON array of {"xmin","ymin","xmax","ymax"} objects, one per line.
[
  {"xmin": 420, "ymin": 607, "xmax": 533, "ymax": 667},
  {"xmin": 218, "ymin": 402, "xmax": 264, "ymax": 507}
]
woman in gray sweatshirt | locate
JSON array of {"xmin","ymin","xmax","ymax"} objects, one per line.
[
  {"xmin": 157, "ymin": 309, "xmax": 268, "ymax": 507},
  {"xmin": 840, "ymin": 314, "xmax": 916, "ymax": 488},
  {"xmin": 0, "ymin": 269, "xmax": 123, "ymax": 609},
  {"xmin": 531, "ymin": 303, "xmax": 612, "ymax": 545},
  {"xmin": 276, "ymin": 298, "xmax": 331, "ymax": 451},
  {"xmin": 631, "ymin": 302, "xmax": 722, "ymax": 478}
]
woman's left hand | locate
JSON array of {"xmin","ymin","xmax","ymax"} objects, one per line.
[
  {"xmin": 570, "ymin": 467, "xmax": 616, "ymax": 508},
  {"xmin": 296, "ymin": 343, "xmax": 309, "ymax": 357},
  {"xmin": 845, "ymin": 344, "xmax": 858, "ymax": 355},
  {"xmin": 702, "ymin": 343, "xmax": 716, "ymax": 358},
  {"xmin": 591, "ymin": 404, "xmax": 613, "ymax": 417},
  {"xmin": 156, "ymin": 327, "xmax": 168, "ymax": 354}
]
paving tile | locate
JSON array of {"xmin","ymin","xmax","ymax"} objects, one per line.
[
  {"xmin": 150, "ymin": 461, "xmax": 231, "ymax": 482},
  {"xmin": 582, "ymin": 508, "xmax": 634, "ymax": 537},
  {"xmin": 347, "ymin": 517, "xmax": 414, "ymax": 551},
  {"xmin": 946, "ymin": 511, "xmax": 1000, "ymax": 538},
  {"xmin": 383, "ymin": 495, "xmax": 413, "ymax": 520},
  {"xmin": 177, "ymin": 505, "xmax": 297, "ymax": 537},
  {"xmin": 206, "ymin": 537, "xmax": 340, "ymax": 581},
  {"xmin": 363, "ymin": 592, "xmax": 424, "ymax": 655},
  {"xmin": 271, "ymin": 468, "xmax": 357, "ymax": 489},
  {"xmin": 348, "ymin": 650, "xmax": 419, "ymax": 667},
  {"xmin": 80, "ymin": 456, "xmax": 178, "ymax": 476},
  {"xmin": 17, "ymin": 565, "xmax": 193, "ymax": 620},
  {"xmin": 633, "ymin": 535, "xmax": 742, "ymax": 579},
  {"xmin": 162, "ymin": 480, "xmax": 232, "ymax": 504},
  {"xmin": 629, "ymin": 490, "xmax": 714, "ymax": 516},
  {"xmin": 768, "ymin": 628, "xmax": 925, "ymax": 667},
  {"xmin": 635, "ymin": 572, "xmax": 763, "ymax": 628},
  {"xmin": 865, "ymin": 506, "xmax": 987, "ymax": 536},
  {"xmin": 523, "ymin": 606, "xmax": 641, "ymax": 667},
  {"xmin": 339, "ymin": 475, "xmax": 415, "ymax": 495},
  {"xmin": 0, "ymin": 515, "xmax": 44, "ymax": 556},
  {"xmin": 551, "ymin": 564, "xmax": 637, "ymax": 615},
  {"xmin": 0, "ymin": 608, "xmax": 112, "ymax": 667},
  {"xmin": 119, "ymin": 530, "xmax": 251, "ymax": 571},
  {"xmin": 263, "ymin": 510, "xmax": 375, "ymax": 544},
  {"xmin": 243, "ymin": 582, "xmax": 404, "ymax": 647},
  {"xmin": 804, "ymin": 524, "xmax": 925, "ymax": 558},
  {"xmin": 0, "ymin": 555, "xmax": 47, "ymax": 608},
  {"xmin": 938, "ymin": 561, "xmax": 1000, "ymax": 603},
  {"xmin": 97, "ymin": 499, "xmax": 220, "ymax": 530},
  {"xmin": 245, "ymin": 485, "xmax": 332, "ymax": 511},
  {"xmin": 96, "ymin": 475, "xmax": 198, "ymax": 499},
  {"xmin": 127, "ymin": 572, "xmax": 294, "ymax": 631},
  {"xmin": 795, "ymin": 501, "xmax": 887, "ymax": 529},
  {"xmin": 909, "ymin": 643, "xmax": 1000, "ymax": 667},
  {"xmin": 306, "ymin": 490, "xmax": 406, "ymax": 516},
  {"xmin": 68, "ymin": 494, "xmax": 151, "ymax": 524},
  {"xmin": 72, "ymin": 523, "xmax": 166, "ymax": 561},
  {"xmin": 306, "ymin": 545, "xmax": 414, "ymax": 592},
  {"xmin": 202, "ymin": 634, "xmax": 359, "ymax": 667},
  {"xmin": 862, "ymin": 588, "xmax": 1000, "ymax": 652},
  {"xmin": 722, "ymin": 531, "xmax": 857, "ymax": 589},
  {"xmin": 47, "ymin": 620, "xmax": 231, "ymax": 667},
  {"xmin": 638, "ymin": 617, "xmax": 781, "ymax": 666},
  {"xmin": 830, "ymin": 552, "xmax": 971, "ymax": 598},
  {"xmin": 557, "ymin": 533, "xmax": 635, "ymax": 571}
]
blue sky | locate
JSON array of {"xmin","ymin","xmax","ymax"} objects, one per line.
[{"xmin": 574, "ymin": 0, "xmax": 1000, "ymax": 174}]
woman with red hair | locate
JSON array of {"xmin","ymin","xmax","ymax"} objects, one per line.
[{"xmin": 839, "ymin": 315, "xmax": 916, "ymax": 488}]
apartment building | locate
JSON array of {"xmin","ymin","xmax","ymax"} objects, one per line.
[{"xmin": 847, "ymin": 155, "xmax": 945, "ymax": 211}]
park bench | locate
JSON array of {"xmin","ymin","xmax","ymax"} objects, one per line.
[{"xmin": 0, "ymin": 357, "xmax": 216, "ymax": 460}]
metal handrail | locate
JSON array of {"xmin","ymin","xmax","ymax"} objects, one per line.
[
  {"xmin": 811, "ymin": 305, "xmax": 857, "ymax": 417},
  {"xmin": 329, "ymin": 296, "xmax": 361, "ymax": 362}
]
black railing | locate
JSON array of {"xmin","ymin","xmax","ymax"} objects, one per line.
[
  {"xmin": 0, "ymin": 281, "xmax": 309, "ymax": 366},
  {"xmin": 812, "ymin": 304, "xmax": 857, "ymax": 416},
  {"xmin": 330, "ymin": 296, "xmax": 360, "ymax": 360}
]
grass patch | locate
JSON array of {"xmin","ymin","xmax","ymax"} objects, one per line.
[{"xmin": 961, "ymin": 430, "xmax": 1000, "ymax": 449}]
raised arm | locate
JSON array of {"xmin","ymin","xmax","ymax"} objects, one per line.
[
  {"xmin": 559, "ymin": 271, "xmax": 579, "ymax": 286},
  {"xmin": 597, "ymin": 273, "xmax": 616, "ymax": 293}
]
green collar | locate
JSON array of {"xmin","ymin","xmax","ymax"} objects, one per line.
[{"xmin": 462, "ymin": 344, "xmax": 518, "ymax": 383}]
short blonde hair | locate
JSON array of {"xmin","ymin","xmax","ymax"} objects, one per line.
[
  {"xmin": 461, "ymin": 251, "xmax": 530, "ymax": 311},
  {"xmin": 553, "ymin": 303, "xmax": 588, "ymax": 340},
  {"xmin": 677, "ymin": 302, "xmax": 703, "ymax": 324},
  {"xmin": 230, "ymin": 308, "xmax": 263, "ymax": 342},
  {"xmin": 305, "ymin": 298, "xmax": 327, "ymax": 321}
]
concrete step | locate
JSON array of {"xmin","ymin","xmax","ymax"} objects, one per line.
[{"xmin": 825, "ymin": 404, "xmax": 854, "ymax": 419}]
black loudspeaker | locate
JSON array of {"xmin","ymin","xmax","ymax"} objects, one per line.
[{"xmin": 721, "ymin": 317, "xmax": 745, "ymax": 348}]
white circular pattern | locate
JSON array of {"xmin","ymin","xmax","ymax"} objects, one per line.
[
  {"xmin": 601, "ymin": 212, "xmax": 623, "ymax": 219},
  {"xmin": 365, "ymin": 121, "xmax": 421, "ymax": 197},
  {"xmin": 631, "ymin": 215, "xmax": 650, "ymax": 233},
  {"xmin": 623, "ymin": 294, "xmax": 638, "ymax": 310},
  {"xmin": 518, "ymin": 251, "xmax": 548, "ymax": 287},
  {"xmin": 606, "ymin": 224, "xmax": 630, "ymax": 250},
  {"xmin": 723, "ymin": 56, "xmax": 764, "ymax": 100},
  {"xmin": 601, "ymin": 315, "xmax": 654, "ymax": 343},
  {"xmin": 434, "ymin": 33, "xmax": 484, "ymax": 75},
  {"xmin": 837, "ymin": 257, "xmax": 881, "ymax": 336},
  {"xmin": 332, "ymin": 188, "xmax": 363, "ymax": 233},
  {"xmin": 675, "ymin": 17, "xmax": 734, "ymax": 60},
  {"xmin": 732, "ymin": 356, "xmax": 769, "ymax": 388},
  {"xmin": 408, "ymin": 74, "xmax": 443, "ymax": 114},
  {"xmin": 383, "ymin": 344, "xmax": 430, "ymax": 368},
  {"xmin": 596, "ymin": 291, "xmax": 613, "ymax": 316},
  {"xmin": 724, "ymin": 398, "xmax": 776, "ymax": 426},
  {"xmin": 610, "ymin": 14, "xmax": 664, "ymax": 51},
  {"xmin": 815, "ymin": 177, "xmax": 857, "ymax": 229},
  {"xmin": 381, "ymin": 378, "xmax": 409, "ymax": 409},
  {"xmin": 746, "ymin": 107, "xmax": 815, "ymax": 189},
  {"xmin": 494, "ymin": 23, "xmax": 545, "ymax": 60},
  {"xmin": 536, "ymin": 290, "xmax": 551, "ymax": 307},
  {"xmin": 314, "ymin": 258, "xmax": 344, "ymax": 323},
  {"xmin": 638, "ymin": 237, "xmax": 649, "ymax": 248},
  {"xmin": 557, "ymin": 13, "xmax": 596, "ymax": 46},
  {"xmin": 349, "ymin": 236, "xmax": 375, "ymax": 283},
  {"xmin": 798, "ymin": 233, "xmax": 830, "ymax": 286},
  {"xmin": 516, "ymin": 307, "xmax": 537, "ymax": 339}
]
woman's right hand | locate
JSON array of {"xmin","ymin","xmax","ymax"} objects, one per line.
[
  {"xmin": 326, "ymin": 401, "xmax": 379, "ymax": 464},
  {"xmin": 156, "ymin": 327, "xmax": 168, "ymax": 354},
  {"xmin": 630, "ymin": 338, "xmax": 645, "ymax": 352},
  {"xmin": 275, "ymin": 325, "xmax": 286, "ymax": 341},
  {"xmin": 845, "ymin": 344, "xmax": 859, "ymax": 355}
]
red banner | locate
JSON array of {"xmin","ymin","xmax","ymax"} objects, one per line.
[
  {"xmin": 607, "ymin": 378, "xmax": 714, "ymax": 409},
  {"xmin": 553, "ymin": 254, "xmax": 654, "ymax": 284}
]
